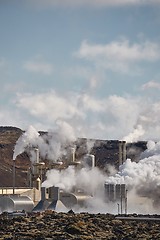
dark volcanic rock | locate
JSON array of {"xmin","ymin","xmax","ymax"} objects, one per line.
[
  {"xmin": 0, "ymin": 212, "xmax": 160, "ymax": 239},
  {"xmin": 0, "ymin": 126, "xmax": 29, "ymax": 187}
]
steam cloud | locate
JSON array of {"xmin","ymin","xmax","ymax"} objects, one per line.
[
  {"xmin": 122, "ymin": 124, "xmax": 145, "ymax": 143},
  {"xmin": 13, "ymin": 125, "xmax": 41, "ymax": 161},
  {"xmin": 105, "ymin": 140, "xmax": 160, "ymax": 211},
  {"xmin": 42, "ymin": 166, "xmax": 106, "ymax": 195},
  {"xmin": 13, "ymin": 121, "xmax": 76, "ymax": 162}
]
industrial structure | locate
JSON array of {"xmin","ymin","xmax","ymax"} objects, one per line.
[
  {"xmin": 0, "ymin": 195, "xmax": 34, "ymax": 213},
  {"xmin": 0, "ymin": 139, "xmax": 128, "ymax": 213},
  {"xmin": 104, "ymin": 183, "xmax": 127, "ymax": 214}
]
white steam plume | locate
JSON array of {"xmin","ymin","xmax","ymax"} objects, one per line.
[
  {"xmin": 122, "ymin": 124, "xmax": 145, "ymax": 143},
  {"xmin": 86, "ymin": 139, "xmax": 95, "ymax": 153},
  {"xmin": 13, "ymin": 125, "xmax": 41, "ymax": 160},
  {"xmin": 13, "ymin": 121, "xmax": 76, "ymax": 162},
  {"xmin": 42, "ymin": 165, "xmax": 106, "ymax": 195},
  {"xmin": 105, "ymin": 140, "xmax": 160, "ymax": 207}
]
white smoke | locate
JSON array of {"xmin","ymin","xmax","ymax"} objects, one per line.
[
  {"xmin": 76, "ymin": 197, "xmax": 117, "ymax": 214},
  {"xmin": 105, "ymin": 140, "xmax": 160, "ymax": 212},
  {"xmin": 13, "ymin": 125, "xmax": 41, "ymax": 160},
  {"xmin": 140, "ymin": 140, "xmax": 160, "ymax": 159},
  {"xmin": 122, "ymin": 124, "xmax": 145, "ymax": 143},
  {"xmin": 86, "ymin": 139, "xmax": 95, "ymax": 153},
  {"xmin": 13, "ymin": 121, "xmax": 77, "ymax": 162},
  {"xmin": 42, "ymin": 165, "xmax": 106, "ymax": 196}
]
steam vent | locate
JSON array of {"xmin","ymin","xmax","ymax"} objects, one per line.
[{"xmin": 0, "ymin": 126, "xmax": 148, "ymax": 214}]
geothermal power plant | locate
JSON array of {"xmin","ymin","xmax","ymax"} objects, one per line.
[{"xmin": 0, "ymin": 126, "xmax": 159, "ymax": 215}]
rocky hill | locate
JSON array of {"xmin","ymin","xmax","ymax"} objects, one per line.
[{"xmin": 0, "ymin": 126, "xmax": 30, "ymax": 187}]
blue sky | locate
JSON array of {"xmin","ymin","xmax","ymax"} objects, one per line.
[{"xmin": 0, "ymin": 0, "xmax": 160, "ymax": 141}]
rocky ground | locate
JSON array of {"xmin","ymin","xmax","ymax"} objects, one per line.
[{"xmin": 0, "ymin": 211, "xmax": 160, "ymax": 240}]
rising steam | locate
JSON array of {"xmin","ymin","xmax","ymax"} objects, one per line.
[
  {"xmin": 42, "ymin": 165, "xmax": 106, "ymax": 195},
  {"xmin": 13, "ymin": 125, "xmax": 41, "ymax": 160},
  {"xmin": 13, "ymin": 121, "xmax": 76, "ymax": 162},
  {"xmin": 122, "ymin": 124, "xmax": 145, "ymax": 143},
  {"xmin": 105, "ymin": 140, "xmax": 160, "ymax": 212}
]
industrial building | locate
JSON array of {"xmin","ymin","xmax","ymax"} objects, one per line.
[
  {"xmin": 0, "ymin": 125, "xmax": 150, "ymax": 215},
  {"xmin": 0, "ymin": 138, "xmax": 129, "ymax": 213}
]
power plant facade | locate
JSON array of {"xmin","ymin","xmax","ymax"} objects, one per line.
[{"xmin": 0, "ymin": 136, "xmax": 150, "ymax": 214}]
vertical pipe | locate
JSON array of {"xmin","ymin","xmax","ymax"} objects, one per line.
[
  {"xmin": 120, "ymin": 193, "xmax": 123, "ymax": 214},
  {"xmin": 119, "ymin": 142, "xmax": 122, "ymax": 166},
  {"xmin": 35, "ymin": 177, "xmax": 41, "ymax": 190},
  {"xmin": 41, "ymin": 187, "xmax": 46, "ymax": 201},
  {"xmin": 117, "ymin": 203, "xmax": 120, "ymax": 215},
  {"xmin": 90, "ymin": 154, "xmax": 95, "ymax": 168},
  {"xmin": 29, "ymin": 168, "xmax": 32, "ymax": 188},
  {"xmin": 122, "ymin": 141, "xmax": 126, "ymax": 163},
  {"xmin": 70, "ymin": 147, "xmax": 75, "ymax": 162},
  {"xmin": 13, "ymin": 160, "xmax": 16, "ymax": 195},
  {"xmin": 27, "ymin": 167, "xmax": 32, "ymax": 188},
  {"xmin": 35, "ymin": 148, "xmax": 39, "ymax": 163},
  {"xmin": 49, "ymin": 186, "xmax": 59, "ymax": 201},
  {"xmin": 125, "ymin": 189, "xmax": 128, "ymax": 215}
]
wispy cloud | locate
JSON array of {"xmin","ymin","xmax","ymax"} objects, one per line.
[
  {"xmin": 75, "ymin": 39, "xmax": 160, "ymax": 73},
  {"xmin": 141, "ymin": 80, "xmax": 160, "ymax": 90},
  {"xmin": 15, "ymin": 91, "xmax": 84, "ymax": 122},
  {"xmin": 13, "ymin": 90, "xmax": 160, "ymax": 141},
  {"xmin": 23, "ymin": 60, "xmax": 54, "ymax": 75},
  {"xmin": 28, "ymin": 0, "xmax": 160, "ymax": 8}
]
